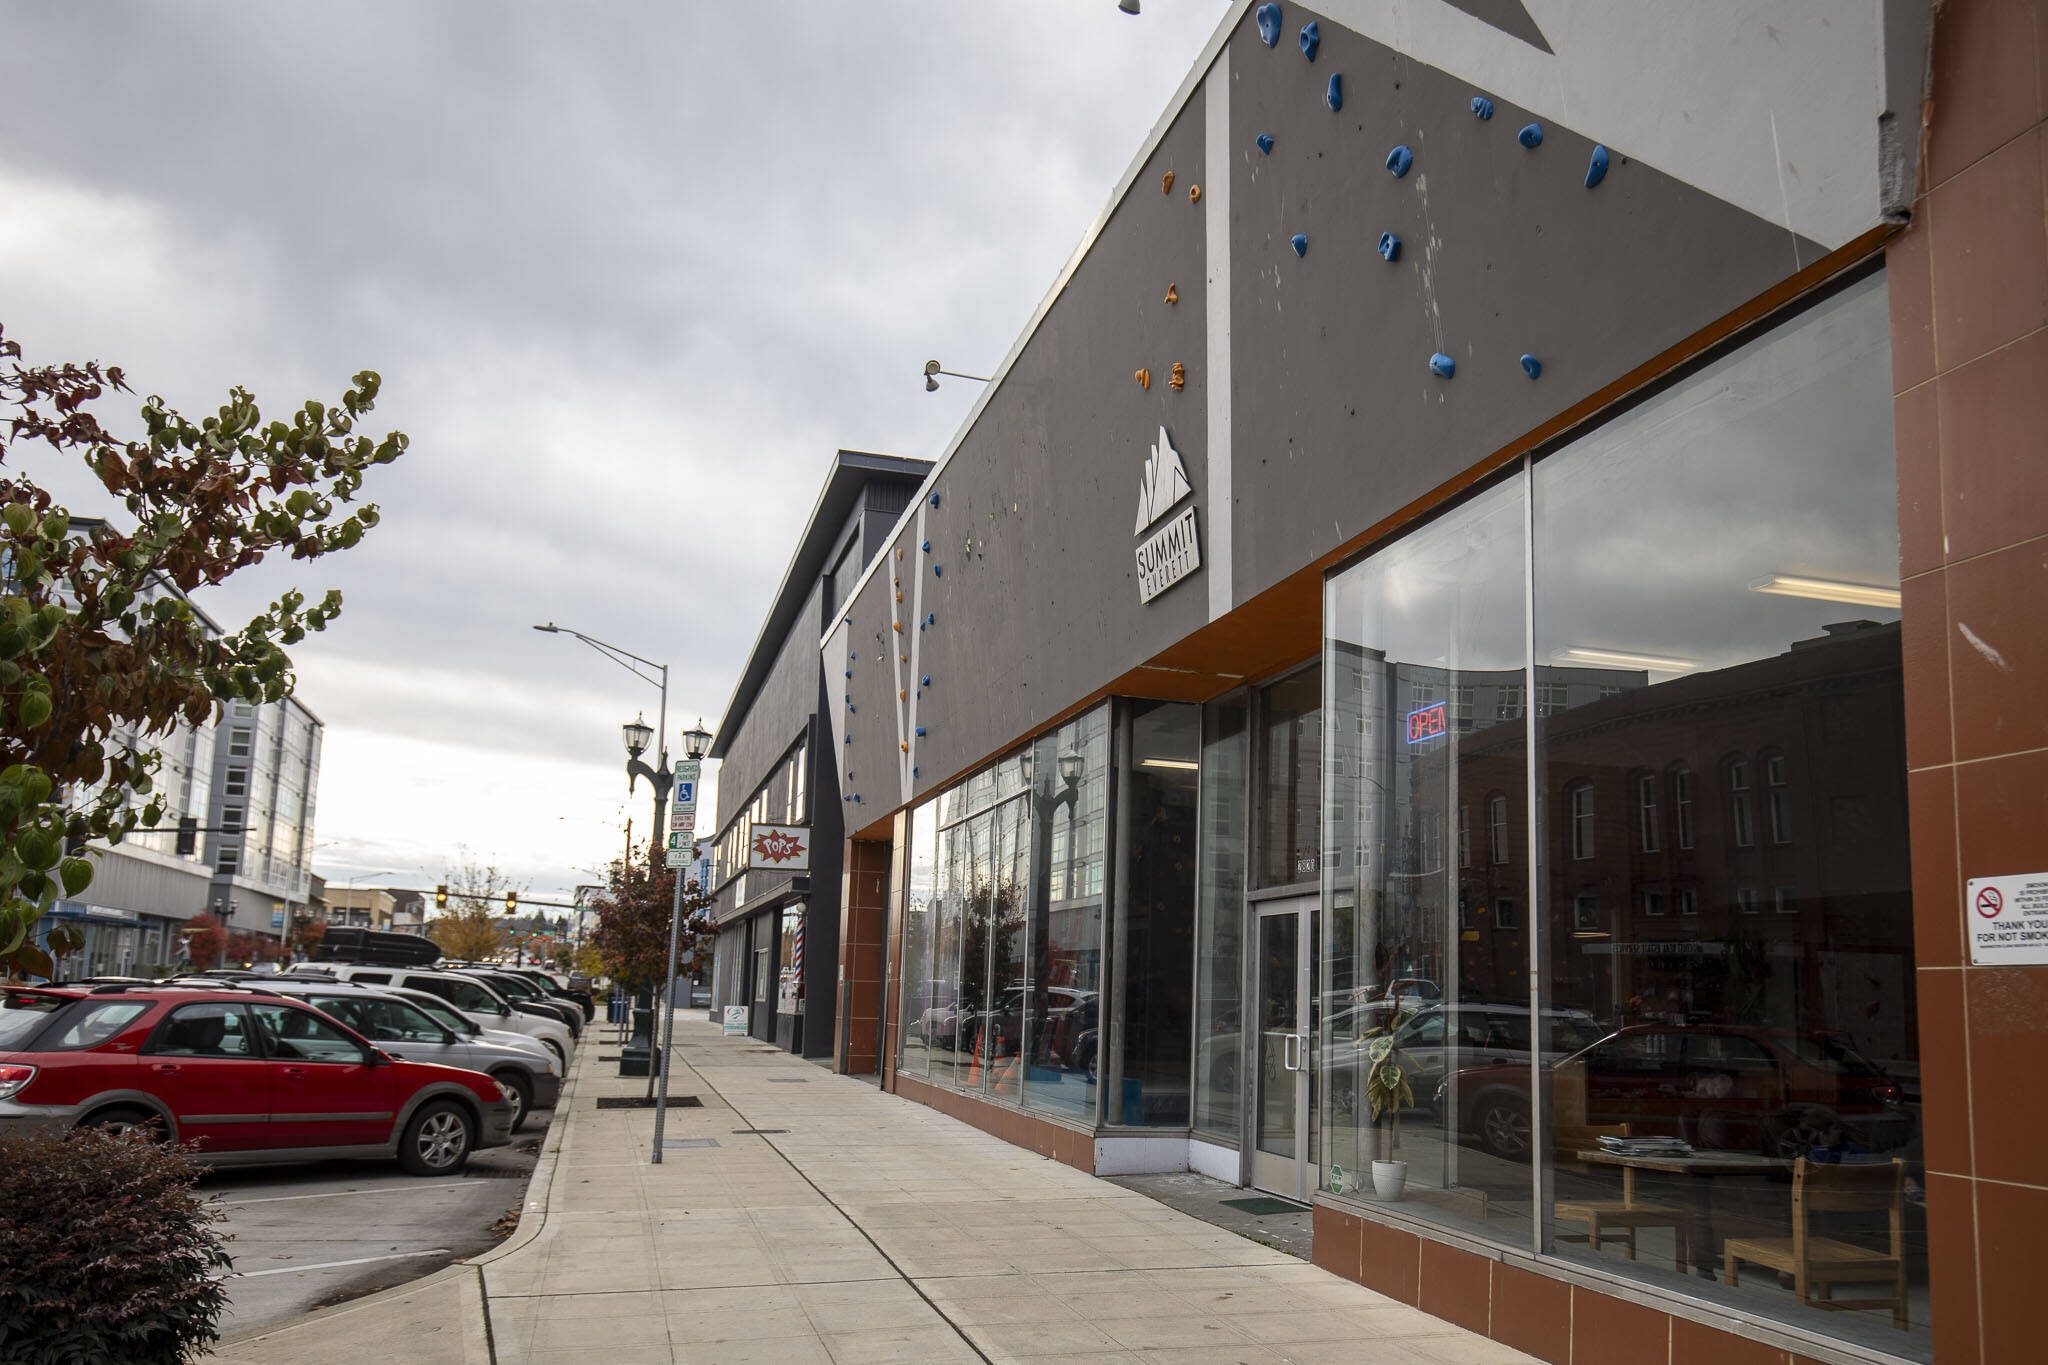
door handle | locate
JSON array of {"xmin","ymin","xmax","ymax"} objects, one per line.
[
  {"xmin": 1283, "ymin": 1033, "xmax": 1301, "ymax": 1072},
  {"xmin": 150, "ymin": 1063, "xmax": 181, "ymax": 1074},
  {"xmin": 280, "ymin": 1066, "xmax": 306, "ymax": 1077}
]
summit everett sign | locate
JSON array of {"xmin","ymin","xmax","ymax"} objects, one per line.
[{"xmin": 1133, "ymin": 425, "xmax": 1200, "ymax": 604}]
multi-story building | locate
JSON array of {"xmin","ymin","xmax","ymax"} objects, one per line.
[
  {"xmin": 706, "ymin": 449, "xmax": 930, "ymax": 1056},
  {"xmin": 204, "ymin": 695, "xmax": 323, "ymax": 942},
  {"xmin": 811, "ymin": 3, "xmax": 2038, "ymax": 1360}
]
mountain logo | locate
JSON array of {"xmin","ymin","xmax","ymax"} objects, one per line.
[{"xmin": 1134, "ymin": 425, "xmax": 1194, "ymax": 535}]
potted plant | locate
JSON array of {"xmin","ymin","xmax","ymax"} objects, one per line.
[{"xmin": 1365, "ymin": 1035, "xmax": 1415, "ymax": 1200}]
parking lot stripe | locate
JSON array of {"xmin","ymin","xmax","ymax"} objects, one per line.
[
  {"xmin": 222, "ymin": 1182, "xmax": 470, "ymax": 1206},
  {"xmin": 228, "ymin": 1249, "xmax": 452, "ymax": 1279}
]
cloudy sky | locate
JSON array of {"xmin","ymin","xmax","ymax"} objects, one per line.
[{"xmin": 2, "ymin": 1, "xmax": 1224, "ymax": 900}]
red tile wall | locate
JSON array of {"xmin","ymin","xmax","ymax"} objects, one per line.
[
  {"xmin": 1890, "ymin": 3, "xmax": 2048, "ymax": 1361},
  {"xmin": 834, "ymin": 836, "xmax": 890, "ymax": 1074}
]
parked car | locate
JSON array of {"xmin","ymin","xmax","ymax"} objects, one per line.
[
  {"xmin": 298, "ymin": 966, "xmax": 575, "ymax": 1067},
  {"xmin": 0, "ymin": 983, "xmax": 515, "ymax": 1173},
  {"xmin": 496, "ymin": 966, "xmax": 596, "ymax": 1023},
  {"xmin": 252, "ymin": 980, "xmax": 559, "ymax": 1131},
  {"xmin": 1437, "ymin": 1022, "xmax": 1914, "ymax": 1161},
  {"xmin": 442, "ymin": 966, "xmax": 583, "ymax": 1036}
]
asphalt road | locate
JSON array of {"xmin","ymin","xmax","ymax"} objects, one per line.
[{"xmin": 208, "ymin": 1104, "xmax": 551, "ymax": 1341}]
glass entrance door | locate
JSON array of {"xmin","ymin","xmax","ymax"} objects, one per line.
[{"xmin": 1251, "ymin": 897, "xmax": 1315, "ymax": 1199}]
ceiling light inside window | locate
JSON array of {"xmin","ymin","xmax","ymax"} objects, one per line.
[
  {"xmin": 1557, "ymin": 647, "xmax": 1697, "ymax": 673},
  {"xmin": 1748, "ymin": 574, "xmax": 1901, "ymax": 609}
]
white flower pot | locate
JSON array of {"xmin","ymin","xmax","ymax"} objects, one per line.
[{"xmin": 1371, "ymin": 1159, "xmax": 1408, "ymax": 1201}]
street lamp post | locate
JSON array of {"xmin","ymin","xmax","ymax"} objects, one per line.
[{"xmin": 652, "ymin": 719, "xmax": 714, "ymax": 1163}]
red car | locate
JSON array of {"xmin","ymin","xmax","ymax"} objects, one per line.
[
  {"xmin": 1439, "ymin": 1022, "xmax": 1912, "ymax": 1161},
  {"xmin": 0, "ymin": 983, "xmax": 515, "ymax": 1174}
]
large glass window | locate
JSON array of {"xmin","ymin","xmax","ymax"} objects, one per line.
[
  {"xmin": 1193, "ymin": 694, "xmax": 1247, "ymax": 1141},
  {"xmin": 1110, "ymin": 700, "xmax": 1198, "ymax": 1127},
  {"xmin": 1320, "ymin": 272, "xmax": 1924, "ymax": 1359},
  {"xmin": 1322, "ymin": 473, "xmax": 1531, "ymax": 1242},
  {"xmin": 897, "ymin": 705, "xmax": 1107, "ymax": 1123},
  {"xmin": 1254, "ymin": 671, "xmax": 1321, "ymax": 888}
]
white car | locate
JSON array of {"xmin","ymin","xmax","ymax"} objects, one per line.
[{"xmin": 304, "ymin": 966, "xmax": 575, "ymax": 1068}]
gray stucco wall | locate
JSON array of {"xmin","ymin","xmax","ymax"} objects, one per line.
[{"xmin": 829, "ymin": 1, "xmax": 1898, "ymax": 822}]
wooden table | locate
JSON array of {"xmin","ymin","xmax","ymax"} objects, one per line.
[{"xmin": 1575, "ymin": 1149, "xmax": 1792, "ymax": 1278}]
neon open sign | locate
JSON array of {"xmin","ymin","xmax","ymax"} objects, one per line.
[{"xmin": 1406, "ymin": 701, "xmax": 1448, "ymax": 744}]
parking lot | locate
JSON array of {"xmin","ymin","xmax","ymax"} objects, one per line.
[{"xmin": 210, "ymin": 1103, "xmax": 552, "ymax": 1339}]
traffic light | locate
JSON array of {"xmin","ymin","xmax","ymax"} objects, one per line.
[
  {"xmin": 504, "ymin": 890, "xmax": 518, "ymax": 916},
  {"xmin": 175, "ymin": 816, "xmax": 198, "ymax": 857},
  {"xmin": 435, "ymin": 884, "xmax": 448, "ymax": 909}
]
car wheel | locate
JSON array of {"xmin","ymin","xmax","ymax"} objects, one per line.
[
  {"xmin": 542, "ymin": 1039, "xmax": 567, "ymax": 1070},
  {"xmin": 79, "ymin": 1105, "xmax": 166, "ymax": 1143},
  {"xmin": 1475, "ymin": 1093, "xmax": 1532, "ymax": 1161},
  {"xmin": 493, "ymin": 1070, "xmax": 534, "ymax": 1133},
  {"xmin": 399, "ymin": 1100, "xmax": 474, "ymax": 1175}
]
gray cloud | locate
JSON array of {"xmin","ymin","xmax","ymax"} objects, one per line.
[{"xmin": 1, "ymin": 1, "xmax": 1224, "ymax": 895}]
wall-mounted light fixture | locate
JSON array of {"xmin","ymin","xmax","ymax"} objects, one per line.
[{"xmin": 924, "ymin": 359, "xmax": 992, "ymax": 392}]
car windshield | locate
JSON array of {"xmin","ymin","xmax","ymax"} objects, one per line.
[
  {"xmin": 0, "ymin": 994, "xmax": 67, "ymax": 1050},
  {"xmin": 487, "ymin": 975, "xmax": 539, "ymax": 999}
]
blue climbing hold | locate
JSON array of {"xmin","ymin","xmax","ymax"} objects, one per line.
[
  {"xmin": 1377, "ymin": 232, "xmax": 1401, "ymax": 262},
  {"xmin": 921, "ymin": 539, "xmax": 931, "ymax": 552},
  {"xmin": 929, "ymin": 492, "xmax": 940, "ymax": 508},
  {"xmin": 844, "ymin": 670, "xmax": 851, "ymax": 679},
  {"xmin": 853, "ymin": 794, "xmax": 862, "ymax": 803},
  {"xmin": 1325, "ymin": 73, "xmax": 1342, "ymax": 111},
  {"xmin": 1386, "ymin": 144, "xmax": 1413, "ymax": 178},
  {"xmin": 1521, "ymin": 354, "xmax": 1542, "ymax": 380},
  {"xmin": 844, "ymin": 735, "xmax": 852, "ymax": 745},
  {"xmin": 1585, "ymin": 144, "xmax": 1610, "ymax": 188},
  {"xmin": 1256, "ymin": 131, "xmax": 1274, "ymax": 155},
  {"xmin": 921, "ymin": 674, "xmax": 931, "ymax": 687},
  {"xmin": 1298, "ymin": 20, "xmax": 1319, "ymax": 61},
  {"xmin": 1470, "ymin": 95, "xmax": 1494, "ymax": 121},
  {"xmin": 1429, "ymin": 352, "xmax": 1456, "ymax": 379},
  {"xmin": 925, "ymin": 613, "xmax": 934, "ymax": 626},
  {"xmin": 917, "ymin": 622, "xmax": 925, "ymax": 632},
  {"xmin": 1290, "ymin": 233, "xmax": 1308, "ymax": 257},
  {"xmin": 932, "ymin": 564, "xmax": 942, "ymax": 577},
  {"xmin": 1518, "ymin": 122, "xmax": 1543, "ymax": 149},
  {"xmin": 1255, "ymin": 1, "xmax": 1281, "ymax": 47},
  {"xmin": 913, "ymin": 767, "xmax": 920, "ymax": 779},
  {"xmin": 915, "ymin": 727, "xmax": 927, "ymax": 738},
  {"xmin": 847, "ymin": 703, "xmax": 855, "ymax": 713}
]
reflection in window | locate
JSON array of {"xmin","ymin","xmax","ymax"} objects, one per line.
[
  {"xmin": 1255, "ymin": 671, "xmax": 1322, "ymax": 888},
  {"xmin": 1637, "ymin": 775, "xmax": 1660, "ymax": 852},
  {"xmin": 1194, "ymin": 695, "xmax": 1246, "ymax": 1141},
  {"xmin": 1569, "ymin": 785, "xmax": 1595, "ymax": 861},
  {"xmin": 1114, "ymin": 700, "xmax": 1198, "ymax": 1127},
  {"xmin": 1488, "ymin": 794, "xmax": 1509, "ymax": 865},
  {"xmin": 1673, "ymin": 767, "xmax": 1696, "ymax": 849},
  {"xmin": 1766, "ymin": 752, "xmax": 1791, "ymax": 844},
  {"xmin": 1729, "ymin": 759, "xmax": 1756, "ymax": 847}
]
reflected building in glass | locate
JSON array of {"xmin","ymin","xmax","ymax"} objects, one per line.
[{"xmin": 699, "ymin": 3, "xmax": 2037, "ymax": 1360}]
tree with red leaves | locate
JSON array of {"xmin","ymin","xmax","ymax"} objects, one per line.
[
  {"xmin": 0, "ymin": 324, "xmax": 405, "ymax": 978},
  {"xmin": 589, "ymin": 861, "xmax": 713, "ymax": 994}
]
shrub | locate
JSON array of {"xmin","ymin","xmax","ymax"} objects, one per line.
[{"xmin": 0, "ymin": 1127, "xmax": 231, "ymax": 1363}]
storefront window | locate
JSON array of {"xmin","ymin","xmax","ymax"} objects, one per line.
[
  {"xmin": 897, "ymin": 809, "xmax": 937, "ymax": 1078},
  {"xmin": 1109, "ymin": 700, "xmax": 1197, "ymax": 1127},
  {"xmin": 899, "ymin": 705, "xmax": 1107, "ymax": 1120},
  {"xmin": 1193, "ymin": 694, "xmax": 1247, "ymax": 1141},
  {"xmin": 1022, "ymin": 709, "xmax": 1108, "ymax": 1123},
  {"xmin": 775, "ymin": 905, "xmax": 803, "ymax": 1015},
  {"xmin": 1532, "ymin": 272, "xmax": 1918, "ymax": 1357},
  {"xmin": 1254, "ymin": 670, "xmax": 1321, "ymax": 888},
  {"xmin": 1321, "ymin": 472, "xmax": 1531, "ymax": 1242},
  {"xmin": 1318, "ymin": 271, "xmax": 1924, "ymax": 1358}
]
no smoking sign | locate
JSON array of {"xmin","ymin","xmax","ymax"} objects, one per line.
[{"xmin": 1968, "ymin": 873, "xmax": 2048, "ymax": 965}]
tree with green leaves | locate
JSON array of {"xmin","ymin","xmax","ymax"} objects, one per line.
[{"xmin": 0, "ymin": 323, "xmax": 406, "ymax": 979}]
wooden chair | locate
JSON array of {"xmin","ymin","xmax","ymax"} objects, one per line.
[
  {"xmin": 1722, "ymin": 1157, "xmax": 1907, "ymax": 1330},
  {"xmin": 1553, "ymin": 1124, "xmax": 1694, "ymax": 1273}
]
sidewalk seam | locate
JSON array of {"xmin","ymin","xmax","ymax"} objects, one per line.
[{"xmin": 686, "ymin": 1055, "xmax": 997, "ymax": 1364}]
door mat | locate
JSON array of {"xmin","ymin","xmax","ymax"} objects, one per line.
[
  {"xmin": 1219, "ymin": 1196, "xmax": 1310, "ymax": 1216},
  {"xmin": 594, "ymin": 1095, "xmax": 702, "ymax": 1110}
]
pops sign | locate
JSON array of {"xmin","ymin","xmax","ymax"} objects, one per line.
[{"xmin": 747, "ymin": 824, "xmax": 812, "ymax": 872}]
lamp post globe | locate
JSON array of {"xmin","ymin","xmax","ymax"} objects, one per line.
[
  {"xmin": 622, "ymin": 714, "xmax": 654, "ymax": 759},
  {"xmin": 681, "ymin": 719, "xmax": 712, "ymax": 762}
]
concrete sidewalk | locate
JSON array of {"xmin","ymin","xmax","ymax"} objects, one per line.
[{"xmin": 219, "ymin": 1015, "xmax": 1536, "ymax": 1364}]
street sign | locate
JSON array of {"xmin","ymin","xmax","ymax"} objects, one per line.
[
  {"xmin": 671, "ymin": 758, "xmax": 702, "ymax": 833},
  {"xmin": 664, "ymin": 830, "xmax": 692, "ymax": 870}
]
